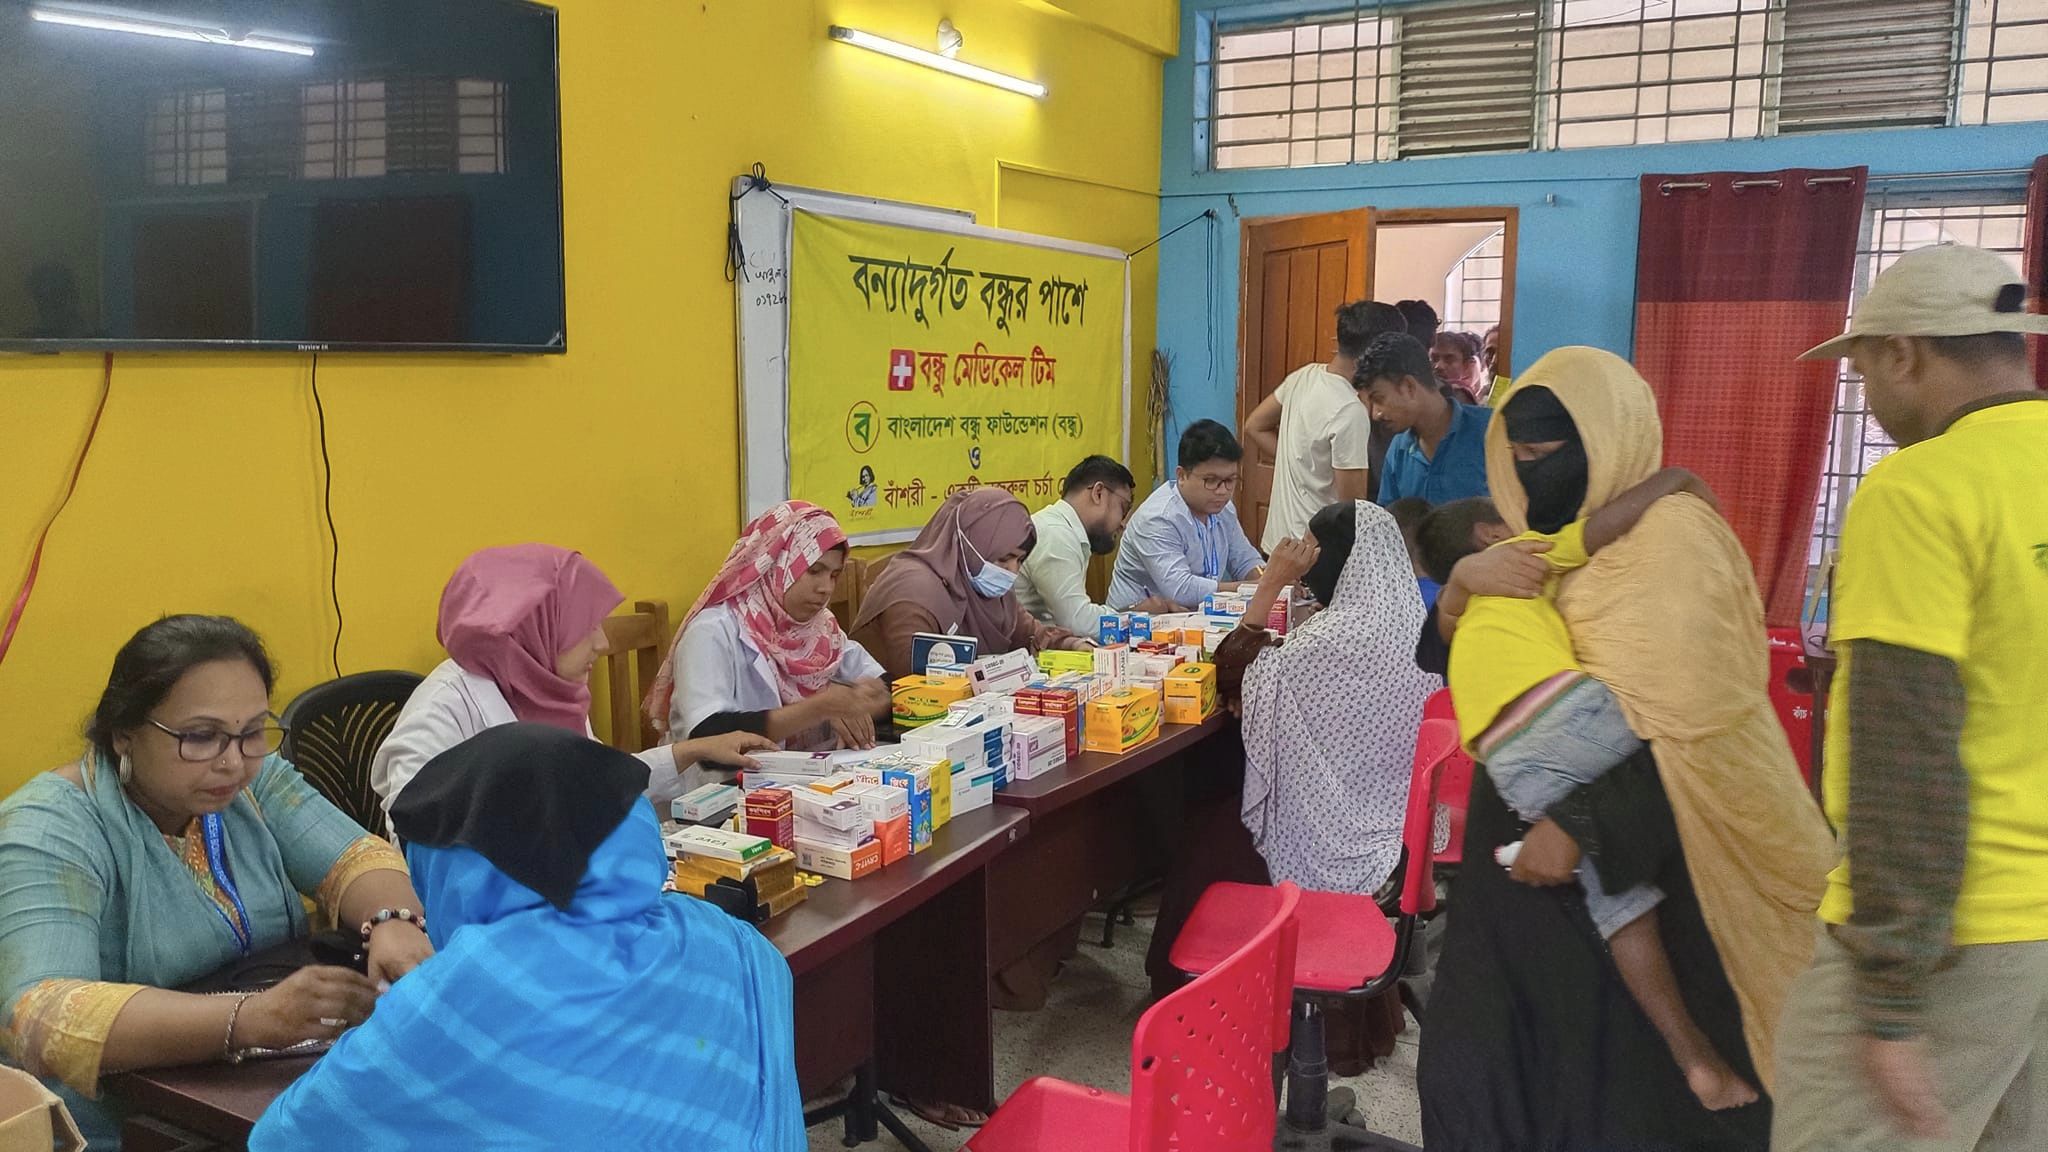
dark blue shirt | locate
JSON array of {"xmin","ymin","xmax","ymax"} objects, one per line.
[{"xmin": 1375, "ymin": 400, "xmax": 1493, "ymax": 507}]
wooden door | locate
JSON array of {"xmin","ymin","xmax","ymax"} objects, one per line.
[{"xmin": 1236, "ymin": 209, "xmax": 1372, "ymax": 546}]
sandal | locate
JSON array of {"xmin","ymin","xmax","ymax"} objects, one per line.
[{"xmin": 893, "ymin": 1095, "xmax": 989, "ymax": 1130}]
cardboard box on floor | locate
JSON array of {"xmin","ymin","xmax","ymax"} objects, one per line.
[{"xmin": 0, "ymin": 1067, "xmax": 83, "ymax": 1152}]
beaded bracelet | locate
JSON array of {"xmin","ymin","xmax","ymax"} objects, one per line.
[
  {"xmin": 223, "ymin": 992, "xmax": 254, "ymax": 1065},
  {"xmin": 359, "ymin": 907, "xmax": 426, "ymax": 943}
]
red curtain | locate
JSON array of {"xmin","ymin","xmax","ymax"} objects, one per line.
[
  {"xmin": 1634, "ymin": 168, "xmax": 1866, "ymax": 628},
  {"xmin": 2025, "ymin": 155, "xmax": 2048, "ymax": 390}
]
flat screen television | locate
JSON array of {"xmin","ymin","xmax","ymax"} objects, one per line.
[{"xmin": 0, "ymin": 0, "xmax": 564, "ymax": 353}]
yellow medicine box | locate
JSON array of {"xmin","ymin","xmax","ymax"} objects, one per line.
[
  {"xmin": 1163, "ymin": 663, "xmax": 1218, "ymax": 725},
  {"xmin": 1084, "ymin": 686, "xmax": 1162, "ymax": 755},
  {"xmin": 892, "ymin": 674, "xmax": 973, "ymax": 729}
]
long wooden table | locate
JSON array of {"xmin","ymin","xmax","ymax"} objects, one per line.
[{"xmin": 111, "ymin": 804, "xmax": 1029, "ymax": 1151}]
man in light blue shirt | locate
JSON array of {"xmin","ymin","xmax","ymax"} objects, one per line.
[
  {"xmin": 1358, "ymin": 332, "xmax": 1494, "ymax": 507},
  {"xmin": 1110, "ymin": 420, "xmax": 1266, "ymax": 610}
]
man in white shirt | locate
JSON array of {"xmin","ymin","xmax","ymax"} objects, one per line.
[
  {"xmin": 1242, "ymin": 301, "xmax": 1403, "ymax": 550},
  {"xmin": 1018, "ymin": 456, "xmax": 1178, "ymax": 634},
  {"xmin": 1110, "ymin": 421, "xmax": 1266, "ymax": 609}
]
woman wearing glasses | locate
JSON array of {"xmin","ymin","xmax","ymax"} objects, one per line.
[{"xmin": 0, "ymin": 615, "xmax": 432, "ymax": 1150}]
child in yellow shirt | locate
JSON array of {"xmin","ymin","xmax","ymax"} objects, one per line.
[{"xmin": 1417, "ymin": 467, "xmax": 1755, "ymax": 1112}]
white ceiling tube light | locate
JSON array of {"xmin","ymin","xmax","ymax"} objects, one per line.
[
  {"xmin": 828, "ymin": 24, "xmax": 1044, "ymax": 99},
  {"xmin": 31, "ymin": 7, "xmax": 316, "ymax": 56}
]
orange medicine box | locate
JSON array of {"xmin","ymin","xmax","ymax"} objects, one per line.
[
  {"xmin": 874, "ymin": 813, "xmax": 911, "ymax": 865},
  {"xmin": 1085, "ymin": 686, "xmax": 1162, "ymax": 755},
  {"xmin": 1163, "ymin": 663, "xmax": 1218, "ymax": 725}
]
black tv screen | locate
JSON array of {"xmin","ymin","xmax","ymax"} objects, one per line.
[{"xmin": 0, "ymin": 0, "xmax": 564, "ymax": 352}]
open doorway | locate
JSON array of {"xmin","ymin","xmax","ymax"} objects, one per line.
[{"xmin": 1236, "ymin": 206, "xmax": 1517, "ymax": 544}]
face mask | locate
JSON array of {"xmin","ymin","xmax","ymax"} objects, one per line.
[
  {"xmin": 960, "ymin": 532, "xmax": 1018, "ymax": 599},
  {"xmin": 1515, "ymin": 440, "xmax": 1590, "ymax": 534}
]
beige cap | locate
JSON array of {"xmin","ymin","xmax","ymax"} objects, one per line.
[{"xmin": 1799, "ymin": 243, "xmax": 2048, "ymax": 361}]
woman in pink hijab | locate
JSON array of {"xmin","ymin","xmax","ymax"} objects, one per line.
[
  {"xmin": 371, "ymin": 545, "xmax": 770, "ymax": 821},
  {"xmin": 646, "ymin": 502, "xmax": 890, "ymax": 771}
]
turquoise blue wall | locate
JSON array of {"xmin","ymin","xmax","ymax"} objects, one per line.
[{"xmin": 1156, "ymin": 0, "xmax": 2046, "ymax": 439}]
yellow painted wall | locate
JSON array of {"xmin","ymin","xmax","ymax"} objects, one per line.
[{"xmin": 0, "ymin": 0, "xmax": 1171, "ymax": 789}]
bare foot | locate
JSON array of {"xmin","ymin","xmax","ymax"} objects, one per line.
[{"xmin": 1684, "ymin": 1057, "xmax": 1760, "ymax": 1111}]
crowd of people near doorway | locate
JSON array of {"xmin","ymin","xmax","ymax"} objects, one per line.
[{"xmin": 0, "ymin": 244, "xmax": 2041, "ymax": 1152}]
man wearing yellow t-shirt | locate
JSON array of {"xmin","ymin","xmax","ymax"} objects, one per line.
[{"xmin": 1774, "ymin": 244, "xmax": 2048, "ymax": 1152}]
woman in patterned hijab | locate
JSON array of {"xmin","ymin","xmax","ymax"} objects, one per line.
[{"xmin": 1236, "ymin": 500, "xmax": 1440, "ymax": 895}]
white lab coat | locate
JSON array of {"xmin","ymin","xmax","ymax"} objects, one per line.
[
  {"xmin": 668, "ymin": 604, "xmax": 888, "ymax": 754},
  {"xmin": 371, "ymin": 659, "xmax": 682, "ymax": 821}
]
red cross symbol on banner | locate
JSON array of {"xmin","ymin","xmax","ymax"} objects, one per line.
[{"xmin": 887, "ymin": 349, "xmax": 916, "ymax": 391}]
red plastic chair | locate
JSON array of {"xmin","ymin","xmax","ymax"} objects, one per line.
[
  {"xmin": 968, "ymin": 884, "xmax": 1303, "ymax": 1152},
  {"xmin": 1422, "ymin": 687, "xmax": 1456, "ymax": 725},
  {"xmin": 1166, "ymin": 715, "xmax": 1471, "ymax": 1143}
]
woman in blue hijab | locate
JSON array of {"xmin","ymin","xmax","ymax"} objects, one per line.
[{"xmin": 250, "ymin": 723, "xmax": 803, "ymax": 1151}]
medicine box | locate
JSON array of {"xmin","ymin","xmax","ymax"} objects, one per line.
[
  {"xmin": 1037, "ymin": 648, "xmax": 1095, "ymax": 676},
  {"xmin": 912, "ymin": 632, "xmax": 979, "ymax": 673},
  {"xmin": 1008, "ymin": 714, "xmax": 1067, "ymax": 781},
  {"xmin": 795, "ymin": 836, "xmax": 882, "ymax": 881},
  {"xmin": 1093, "ymin": 644, "xmax": 1131, "ymax": 682},
  {"xmin": 860, "ymin": 755, "xmax": 935, "ymax": 851},
  {"xmin": 1163, "ymin": 663, "xmax": 1219, "ymax": 725},
  {"xmin": 665, "ymin": 825, "xmax": 773, "ymax": 864},
  {"xmin": 672, "ymin": 782, "xmax": 741, "ymax": 824},
  {"xmin": 954, "ymin": 768, "xmax": 998, "ymax": 816},
  {"xmin": 790, "ymin": 788, "xmax": 867, "ymax": 833},
  {"xmin": 748, "ymin": 750, "xmax": 840, "ymax": 777},
  {"xmin": 901, "ymin": 725, "xmax": 986, "ymax": 777},
  {"xmin": 969, "ymin": 649, "xmax": 1037, "ymax": 696},
  {"xmin": 874, "ymin": 812, "xmax": 911, "ymax": 865},
  {"xmin": 837, "ymin": 781, "xmax": 908, "ymax": 823},
  {"xmin": 892, "ymin": 674, "xmax": 974, "ymax": 729},
  {"xmin": 794, "ymin": 814, "xmax": 872, "ymax": 852},
  {"xmin": 1085, "ymin": 686, "xmax": 1163, "ymax": 755}
]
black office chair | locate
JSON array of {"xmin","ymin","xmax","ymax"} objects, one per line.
[{"xmin": 279, "ymin": 671, "xmax": 423, "ymax": 835}]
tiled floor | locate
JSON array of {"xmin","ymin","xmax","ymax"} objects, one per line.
[{"xmin": 806, "ymin": 909, "xmax": 1424, "ymax": 1151}]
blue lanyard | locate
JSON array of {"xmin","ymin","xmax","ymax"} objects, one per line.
[
  {"xmin": 200, "ymin": 812, "xmax": 254, "ymax": 956},
  {"xmin": 1195, "ymin": 514, "xmax": 1221, "ymax": 579}
]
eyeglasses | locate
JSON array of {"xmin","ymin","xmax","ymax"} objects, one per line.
[
  {"xmin": 1194, "ymin": 473, "xmax": 1239, "ymax": 493},
  {"xmin": 147, "ymin": 716, "xmax": 287, "ymax": 762}
]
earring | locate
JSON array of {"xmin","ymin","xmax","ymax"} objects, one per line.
[{"xmin": 118, "ymin": 753, "xmax": 134, "ymax": 785}]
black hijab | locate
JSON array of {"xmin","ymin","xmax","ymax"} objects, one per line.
[
  {"xmin": 1301, "ymin": 500, "xmax": 1359, "ymax": 607},
  {"xmin": 1501, "ymin": 387, "xmax": 1589, "ymax": 534},
  {"xmin": 390, "ymin": 723, "xmax": 648, "ymax": 910}
]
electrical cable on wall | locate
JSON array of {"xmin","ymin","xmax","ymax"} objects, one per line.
[
  {"xmin": 0, "ymin": 353, "xmax": 114, "ymax": 669},
  {"xmin": 309, "ymin": 353, "xmax": 344, "ymax": 677},
  {"xmin": 726, "ymin": 162, "xmax": 791, "ymax": 282},
  {"xmin": 1128, "ymin": 209, "xmax": 1219, "ymax": 466}
]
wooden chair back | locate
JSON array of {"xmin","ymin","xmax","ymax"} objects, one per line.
[
  {"xmin": 598, "ymin": 599, "xmax": 671, "ymax": 753},
  {"xmin": 828, "ymin": 556, "xmax": 869, "ymax": 631}
]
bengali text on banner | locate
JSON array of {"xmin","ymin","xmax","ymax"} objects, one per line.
[{"xmin": 788, "ymin": 211, "xmax": 1125, "ymax": 538}]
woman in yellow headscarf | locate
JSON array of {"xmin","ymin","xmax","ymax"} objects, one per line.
[{"xmin": 1417, "ymin": 347, "xmax": 1835, "ymax": 1151}]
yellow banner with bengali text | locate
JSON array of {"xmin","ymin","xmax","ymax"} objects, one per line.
[{"xmin": 788, "ymin": 211, "xmax": 1125, "ymax": 538}]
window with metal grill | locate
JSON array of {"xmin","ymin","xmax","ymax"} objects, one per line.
[
  {"xmin": 145, "ymin": 89, "xmax": 227, "ymax": 186},
  {"xmin": 1205, "ymin": 0, "xmax": 2048, "ymax": 170},
  {"xmin": 144, "ymin": 78, "xmax": 505, "ymax": 186},
  {"xmin": 1808, "ymin": 192, "xmax": 2030, "ymax": 583}
]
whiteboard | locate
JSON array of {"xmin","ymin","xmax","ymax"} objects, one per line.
[{"xmin": 733, "ymin": 177, "xmax": 1132, "ymax": 543}]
